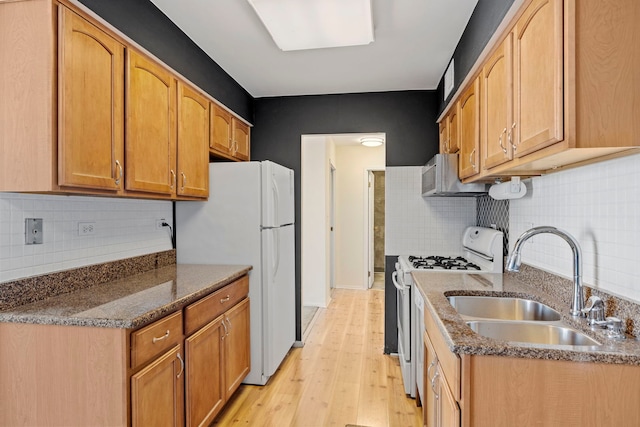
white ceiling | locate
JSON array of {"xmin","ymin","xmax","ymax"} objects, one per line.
[{"xmin": 149, "ymin": 0, "xmax": 478, "ymax": 98}]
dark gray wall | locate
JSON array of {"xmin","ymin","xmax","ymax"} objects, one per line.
[
  {"xmin": 437, "ymin": 0, "xmax": 516, "ymax": 114},
  {"xmin": 79, "ymin": 0, "xmax": 253, "ymax": 121},
  {"xmin": 252, "ymin": 91, "xmax": 440, "ymax": 342}
]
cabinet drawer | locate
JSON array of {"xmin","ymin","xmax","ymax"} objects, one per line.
[
  {"xmin": 184, "ymin": 275, "xmax": 249, "ymax": 335},
  {"xmin": 424, "ymin": 307, "xmax": 461, "ymax": 401},
  {"xmin": 131, "ymin": 311, "xmax": 183, "ymax": 369}
]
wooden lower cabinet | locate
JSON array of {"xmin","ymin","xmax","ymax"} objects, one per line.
[
  {"xmin": 184, "ymin": 297, "xmax": 250, "ymax": 427},
  {"xmin": 423, "ymin": 307, "xmax": 640, "ymax": 427},
  {"xmin": 185, "ymin": 316, "xmax": 226, "ymax": 427},
  {"xmin": 223, "ymin": 298, "xmax": 251, "ymax": 399},
  {"xmin": 0, "ymin": 275, "xmax": 250, "ymax": 426},
  {"xmin": 423, "ymin": 331, "xmax": 459, "ymax": 427},
  {"xmin": 131, "ymin": 344, "xmax": 185, "ymax": 427}
]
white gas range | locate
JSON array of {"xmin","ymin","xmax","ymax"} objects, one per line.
[{"xmin": 392, "ymin": 226, "xmax": 504, "ymax": 399}]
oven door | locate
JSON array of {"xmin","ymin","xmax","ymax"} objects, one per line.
[
  {"xmin": 392, "ymin": 267, "xmax": 415, "ymax": 397},
  {"xmin": 392, "ymin": 270, "xmax": 411, "ymax": 363}
]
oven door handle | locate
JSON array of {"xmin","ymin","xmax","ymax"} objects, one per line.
[{"xmin": 391, "ymin": 271, "xmax": 407, "ymax": 292}]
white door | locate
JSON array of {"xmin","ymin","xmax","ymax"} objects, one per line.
[
  {"xmin": 262, "ymin": 161, "xmax": 295, "ymax": 227},
  {"xmin": 261, "ymin": 224, "xmax": 295, "ymax": 377}
]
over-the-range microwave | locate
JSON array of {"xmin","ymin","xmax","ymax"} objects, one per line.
[{"xmin": 421, "ymin": 154, "xmax": 487, "ymax": 197}]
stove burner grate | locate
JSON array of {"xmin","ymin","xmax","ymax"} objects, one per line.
[{"xmin": 408, "ymin": 255, "xmax": 481, "ymax": 271}]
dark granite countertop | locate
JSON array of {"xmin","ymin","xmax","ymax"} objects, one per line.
[
  {"xmin": 0, "ymin": 264, "xmax": 251, "ymax": 329},
  {"xmin": 413, "ymin": 271, "xmax": 640, "ymax": 365}
]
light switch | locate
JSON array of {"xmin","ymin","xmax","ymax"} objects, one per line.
[{"xmin": 25, "ymin": 218, "xmax": 43, "ymax": 245}]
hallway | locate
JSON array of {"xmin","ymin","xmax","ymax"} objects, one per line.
[{"xmin": 213, "ymin": 289, "xmax": 422, "ymax": 426}]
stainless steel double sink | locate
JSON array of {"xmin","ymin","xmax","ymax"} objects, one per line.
[{"xmin": 447, "ymin": 295, "xmax": 601, "ymax": 347}]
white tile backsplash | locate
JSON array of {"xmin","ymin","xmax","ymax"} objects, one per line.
[
  {"xmin": 0, "ymin": 193, "xmax": 173, "ymax": 283},
  {"xmin": 510, "ymin": 152, "xmax": 640, "ymax": 302},
  {"xmin": 385, "ymin": 167, "xmax": 476, "ymax": 255}
]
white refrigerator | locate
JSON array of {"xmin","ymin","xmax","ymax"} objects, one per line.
[{"xmin": 176, "ymin": 161, "xmax": 295, "ymax": 385}]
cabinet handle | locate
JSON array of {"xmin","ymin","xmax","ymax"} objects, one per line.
[
  {"xmin": 176, "ymin": 352, "xmax": 184, "ymax": 378},
  {"xmin": 221, "ymin": 319, "xmax": 228, "ymax": 338},
  {"xmin": 220, "ymin": 295, "xmax": 231, "ymax": 304},
  {"xmin": 152, "ymin": 330, "xmax": 170, "ymax": 343},
  {"xmin": 431, "ymin": 370, "xmax": 440, "ymax": 395},
  {"xmin": 170, "ymin": 170, "xmax": 176, "ymax": 190},
  {"xmin": 233, "ymin": 140, "xmax": 238, "ymax": 154},
  {"xmin": 427, "ymin": 359, "xmax": 436, "ymax": 382},
  {"xmin": 499, "ymin": 127, "xmax": 508, "ymax": 154},
  {"xmin": 115, "ymin": 160, "xmax": 123, "ymax": 186},
  {"xmin": 444, "ymin": 139, "xmax": 450, "ymax": 154},
  {"xmin": 469, "ymin": 148, "xmax": 476, "ymax": 169},
  {"xmin": 180, "ymin": 172, "xmax": 186, "ymax": 191},
  {"xmin": 509, "ymin": 122, "xmax": 517, "ymax": 153},
  {"xmin": 225, "ymin": 317, "xmax": 232, "ymax": 335}
]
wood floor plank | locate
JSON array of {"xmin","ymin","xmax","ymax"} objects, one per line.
[{"xmin": 213, "ymin": 289, "xmax": 423, "ymax": 426}]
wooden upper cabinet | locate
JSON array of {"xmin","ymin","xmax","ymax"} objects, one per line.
[
  {"xmin": 482, "ymin": 34, "xmax": 513, "ymax": 170},
  {"xmin": 512, "ymin": 0, "xmax": 563, "ymax": 157},
  {"xmin": 177, "ymin": 83, "xmax": 209, "ymax": 198},
  {"xmin": 126, "ymin": 50, "xmax": 177, "ymax": 196},
  {"xmin": 232, "ymin": 119, "xmax": 251, "ymax": 161},
  {"xmin": 438, "ymin": 106, "xmax": 459, "ymax": 154},
  {"xmin": 210, "ymin": 105, "xmax": 251, "ymax": 162},
  {"xmin": 210, "ymin": 103, "xmax": 233, "ymax": 155},
  {"xmin": 458, "ymin": 77, "xmax": 481, "ymax": 179},
  {"xmin": 58, "ymin": 7, "xmax": 125, "ymax": 191},
  {"xmin": 438, "ymin": 119, "xmax": 448, "ymax": 154}
]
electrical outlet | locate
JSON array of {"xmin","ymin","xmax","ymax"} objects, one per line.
[
  {"xmin": 156, "ymin": 219, "xmax": 166, "ymax": 230},
  {"xmin": 25, "ymin": 218, "xmax": 43, "ymax": 245},
  {"xmin": 78, "ymin": 222, "xmax": 95, "ymax": 236}
]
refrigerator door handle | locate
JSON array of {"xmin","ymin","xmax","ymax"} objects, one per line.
[
  {"xmin": 271, "ymin": 174, "xmax": 280, "ymax": 226},
  {"xmin": 272, "ymin": 228, "xmax": 280, "ymax": 279}
]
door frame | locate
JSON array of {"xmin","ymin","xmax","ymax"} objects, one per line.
[{"xmin": 364, "ymin": 167, "xmax": 385, "ymax": 289}]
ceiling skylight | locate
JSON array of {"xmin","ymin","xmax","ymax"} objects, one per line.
[{"xmin": 247, "ymin": 0, "xmax": 374, "ymax": 51}]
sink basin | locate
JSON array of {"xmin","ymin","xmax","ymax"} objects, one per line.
[
  {"xmin": 447, "ymin": 296, "xmax": 562, "ymax": 321},
  {"xmin": 467, "ymin": 320, "xmax": 601, "ymax": 346}
]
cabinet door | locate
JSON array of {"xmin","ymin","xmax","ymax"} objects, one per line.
[
  {"xmin": 210, "ymin": 103, "xmax": 233, "ymax": 154},
  {"xmin": 185, "ymin": 316, "xmax": 225, "ymax": 427},
  {"xmin": 458, "ymin": 77, "xmax": 481, "ymax": 179},
  {"xmin": 126, "ymin": 50, "xmax": 177, "ymax": 195},
  {"xmin": 224, "ymin": 298, "xmax": 251, "ymax": 399},
  {"xmin": 131, "ymin": 344, "xmax": 184, "ymax": 427},
  {"xmin": 447, "ymin": 107, "xmax": 460, "ymax": 154},
  {"xmin": 482, "ymin": 34, "xmax": 513, "ymax": 170},
  {"xmin": 438, "ymin": 120, "xmax": 448, "ymax": 154},
  {"xmin": 437, "ymin": 367, "xmax": 460, "ymax": 427},
  {"xmin": 512, "ymin": 0, "xmax": 563, "ymax": 157},
  {"xmin": 423, "ymin": 332, "xmax": 437, "ymax": 427},
  {"xmin": 58, "ymin": 6, "xmax": 124, "ymax": 191},
  {"xmin": 177, "ymin": 82, "xmax": 209, "ymax": 198},
  {"xmin": 232, "ymin": 118, "xmax": 250, "ymax": 161}
]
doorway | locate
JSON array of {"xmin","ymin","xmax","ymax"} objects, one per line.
[
  {"xmin": 300, "ymin": 133, "xmax": 385, "ymax": 337},
  {"xmin": 369, "ymin": 170, "xmax": 385, "ymax": 290}
]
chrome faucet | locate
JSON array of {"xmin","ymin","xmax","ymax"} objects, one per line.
[{"xmin": 506, "ymin": 226, "xmax": 585, "ymax": 317}]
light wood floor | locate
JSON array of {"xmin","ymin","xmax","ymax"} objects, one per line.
[{"xmin": 212, "ymin": 289, "xmax": 422, "ymax": 427}]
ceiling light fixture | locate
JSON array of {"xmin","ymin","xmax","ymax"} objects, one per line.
[
  {"xmin": 360, "ymin": 136, "xmax": 384, "ymax": 147},
  {"xmin": 247, "ymin": 0, "xmax": 374, "ymax": 52}
]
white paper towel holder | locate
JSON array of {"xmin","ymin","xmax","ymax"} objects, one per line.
[{"xmin": 489, "ymin": 177, "xmax": 527, "ymax": 200}]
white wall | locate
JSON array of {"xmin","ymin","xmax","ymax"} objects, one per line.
[
  {"xmin": 0, "ymin": 193, "xmax": 173, "ymax": 283},
  {"xmin": 510, "ymin": 153, "xmax": 640, "ymax": 302},
  {"xmin": 385, "ymin": 167, "xmax": 476, "ymax": 255},
  {"xmin": 301, "ymin": 136, "xmax": 334, "ymax": 307},
  {"xmin": 333, "ymin": 143, "xmax": 385, "ymax": 289}
]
